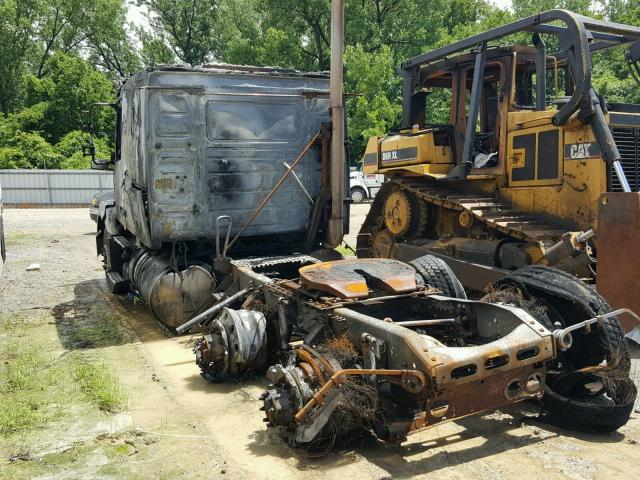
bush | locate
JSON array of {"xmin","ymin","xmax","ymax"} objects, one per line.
[
  {"xmin": 55, "ymin": 130, "xmax": 112, "ymax": 169},
  {"xmin": 0, "ymin": 132, "xmax": 62, "ymax": 169}
]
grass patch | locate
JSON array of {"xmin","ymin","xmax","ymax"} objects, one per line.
[
  {"xmin": 53, "ymin": 301, "xmax": 136, "ymax": 349},
  {"xmin": 72, "ymin": 359, "xmax": 126, "ymax": 412},
  {"xmin": 5, "ymin": 231, "xmax": 36, "ymax": 246},
  {"xmin": 0, "ymin": 312, "xmax": 127, "ymax": 436},
  {"xmin": 64, "ymin": 313, "xmax": 134, "ymax": 349},
  {"xmin": 335, "ymin": 244, "xmax": 355, "ymax": 257},
  {"xmin": 0, "ymin": 314, "xmax": 72, "ymax": 434}
]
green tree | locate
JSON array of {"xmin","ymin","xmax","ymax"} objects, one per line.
[
  {"xmin": 511, "ymin": 0, "xmax": 592, "ymax": 18},
  {"xmin": 141, "ymin": 0, "xmax": 220, "ymax": 66},
  {"xmin": 138, "ymin": 28, "xmax": 176, "ymax": 66},
  {"xmin": 21, "ymin": 53, "xmax": 115, "ymax": 143},
  {"xmin": 344, "ymin": 45, "xmax": 402, "ymax": 163},
  {"xmin": 0, "ymin": 0, "xmax": 41, "ymax": 114},
  {"xmin": 345, "ymin": 0, "xmax": 450, "ymax": 59},
  {"xmin": 84, "ymin": 0, "xmax": 141, "ymax": 78},
  {"xmin": 260, "ymin": 0, "xmax": 332, "ymax": 70},
  {"xmin": 0, "ymin": 132, "xmax": 62, "ymax": 169},
  {"xmin": 55, "ymin": 130, "xmax": 111, "ymax": 169}
]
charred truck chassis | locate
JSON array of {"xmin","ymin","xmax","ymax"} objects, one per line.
[{"xmin": 186, "ymin": 254, "xmax": 637, "ymax": 450}]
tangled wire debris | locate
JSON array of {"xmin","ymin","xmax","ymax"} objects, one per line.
[
  {"xmin": 480, "ymin": 285, "xmax": 548, "ymax": 322},
  {"xmin": 301, "ymin": 336, "xmax": 379, "ymax": 457}
]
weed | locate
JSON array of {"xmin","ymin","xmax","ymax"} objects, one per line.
[
  {"xmin": 0, "ymin": 312, "xmax": 126, "ymax": 436},
  {"xmin": 0, "ymin": 314, "xmax": 73, "ymax": 434},
  {"xmin": 71, "ymin": 358, "xmax": 127, "ymax": 412},
  {"xmin": 52, "ymin": 302, "xmax": 135, "ymax": 349}
]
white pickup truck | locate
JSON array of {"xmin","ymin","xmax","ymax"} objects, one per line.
[{"xmin": 349, "ymin": 168, "xmax": 385, "ymax": 203}]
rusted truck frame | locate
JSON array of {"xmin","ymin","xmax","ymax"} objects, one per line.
[{"xmin": 186, "ymin": 250, "xmax": 636, "ymax": 450}]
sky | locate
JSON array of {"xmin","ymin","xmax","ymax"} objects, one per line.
[{"xmin": 127, "ymin": 0, "xmax": 515, "ymax": 29}]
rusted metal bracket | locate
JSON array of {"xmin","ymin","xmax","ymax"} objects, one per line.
[{"xmin": 294, "ymin": 368, "xmax": 426, "ymax": 424}]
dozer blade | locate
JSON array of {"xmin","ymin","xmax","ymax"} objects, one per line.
[{"xmin": 596, "ymin": 192, "xmax": 640, "ymax": 332}]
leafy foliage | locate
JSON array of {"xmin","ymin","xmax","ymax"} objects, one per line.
[
  {"xmin": 1, "ymin": 0, "xmax": 640, "ymax": 169},
  {"xmin": 345, "ymin": 45, "xmax": 402, "ymax": 160},
  {"xmin": 55, "ymin": 130, "xmax": 112, "ymax": 169},
  {"xmin": 24, "ymin": 53, "xmax": 116, "ymax": 143},
  {"xmin": 141, "ymin": 0, "xmax": 221, "ymax": 66},
  {"xmin": 0, "ymin": 132, "xmax": 62, "ymax": 169}
]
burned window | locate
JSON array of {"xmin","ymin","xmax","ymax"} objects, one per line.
[{"xmin": 206, "ymin": 100, "xmax": 298, "ymax": 142}]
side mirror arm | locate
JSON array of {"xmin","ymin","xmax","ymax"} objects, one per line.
[{"xmin": 83, "ymin": 102, "xmax": 116, "ymax": 169}]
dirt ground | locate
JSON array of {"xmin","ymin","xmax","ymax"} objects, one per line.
[{"xmin": 1, "ymin": 207, "xmax": 640, "ymax": 480}]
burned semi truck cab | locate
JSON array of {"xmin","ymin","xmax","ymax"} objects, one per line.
[{"xmin": 97, "ymin": 65, "xmax": 345, "ymax": 329}]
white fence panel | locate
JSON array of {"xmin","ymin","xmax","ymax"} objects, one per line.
[{"xmin": 0, "ymin": 170, "xmax": 114, "ymax": 206}]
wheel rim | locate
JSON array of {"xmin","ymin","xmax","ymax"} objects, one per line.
[{"xmin": 351, "ymin": 189, "xmax": 364, "ymax": 203}]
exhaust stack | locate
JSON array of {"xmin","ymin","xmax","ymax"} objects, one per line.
[{"xmin": 327, "ymin": 0, "xmax": 345, "ymax": 248}]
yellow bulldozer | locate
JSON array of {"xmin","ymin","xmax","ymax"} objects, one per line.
[{"xmin": 356, "ymin": 9, "xmax": 640, "ymax": 332}]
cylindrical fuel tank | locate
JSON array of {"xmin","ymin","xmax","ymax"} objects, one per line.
[{"xmin": 126, "ymin": 250, "xmax": 215, "ymax": 330}]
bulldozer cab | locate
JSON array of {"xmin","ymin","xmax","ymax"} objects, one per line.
[
  {"xmin": 413, "ymin": 46, "xmax": 574, "ymax": 180},
  {"xmin": 364, "ymin": 10, "xmax": 640, "ymax": 188}
]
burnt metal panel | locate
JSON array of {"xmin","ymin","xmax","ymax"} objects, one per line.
[{"xmin": 115, "ymin": 68, "xmax": 330, "ymax": 248}]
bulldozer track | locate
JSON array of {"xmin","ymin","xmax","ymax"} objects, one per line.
[{"xmin": 358, "ymin": 177, "xmax": 573, "ymax": 256}]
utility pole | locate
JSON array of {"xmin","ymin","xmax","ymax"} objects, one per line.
[{"xmin": 327, "ymin": 0, "xmax": 345, "ymax": 248}]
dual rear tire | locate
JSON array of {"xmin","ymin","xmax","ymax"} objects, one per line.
[
  {"xmin": 409, "ymin": 256, "xmax": 635, "ymax": 433},
  {"xmin": 495, "ymin": 265, "xmax": 635, "ymax": 433}
]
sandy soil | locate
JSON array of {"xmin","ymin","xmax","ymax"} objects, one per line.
[{"xmin": 1, "ymin": 207, "xmax": 639, "ymax": 480}]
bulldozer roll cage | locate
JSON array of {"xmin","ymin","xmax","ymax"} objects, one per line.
[{"xmin": 400, "ymin": 9, "xmax": 640, "ymax": 190}]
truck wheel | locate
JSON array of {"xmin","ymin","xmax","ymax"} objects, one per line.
[
  {"xmin": 350, "ymin": 187, "xmax": 366, "ymax": 204},
  {"xmin": 495, "ymin": 265, "xmax": 629, "ymax": 370},
  {"xmin": 540, "ymin": 371, "xmax": 636, "ymax": 433},
  {"xmin": 409, "ymin": 254, "xmax": 467, "ymax": 299},
  {"xmin": 495, "ymin": 265, "xmax": 636, "ymax": 433}
]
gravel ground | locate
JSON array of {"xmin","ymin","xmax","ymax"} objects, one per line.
[{"xmin": 1, "ymin": 207, "xmax": 639, "ymax": 480}]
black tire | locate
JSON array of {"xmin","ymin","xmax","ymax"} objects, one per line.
[
  {"xmin": 350, "ymin": 187, "xmax": 366, "ymax": 204},
  {"xmin": 495, "ymin": 265, "xmax": 636, "ymax": 433},
  {"xmin": 409, "ymin": 254, "xmax": 467, "ymax": 299},
  {"xmin": 541, "ymin": 373, "xmax": 637, "ymax": 434},
  {"xmin": 495, "ymin": 265, "xmax": 629, "ymax": 370}
]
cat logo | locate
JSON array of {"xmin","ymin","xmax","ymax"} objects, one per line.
[
  {"xmin": 570, "ymin": 143, "xmax": 591, "ymax": 159},
  {"xmin": 564, "ymin": 142, "xmax": 600, "ymax": 160}
]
